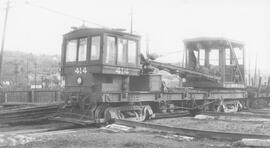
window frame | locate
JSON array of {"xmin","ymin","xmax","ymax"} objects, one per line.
[
  {"xmin": 127, "ymin": 39, "xmax": 138, "ymax": 66},
  {"xmin": 233, "ymin": 47, "xmax": 244, "ymax": 65},
  {"xmin": 209, "ymin": 49, "xmax": 219, "ymax": 66},
  {"xmin": 105, "ymin": 35, "xmax": 117, "ymax": 65},
  {"xmin": 77, "ymin": 37, "xmax": 88, "ymax": 62},
  {"xmin": 64, "ymin": 35, "xmax": 104, "ymax": 65},
  {"xmin": 65, "ymin": 39, "xmax": 78, "ymax": 63},
  {"xmin": 116, "ymin": 37, "xmax": 128, "ymax": 66},
  {"xmin": 199, "ymin": 49, "xmax": 205, "ymax": 66},
  {"xmin": 64, "ymin": 36, "xmax": 89, "ymax": 64},
  {"xmin": 225, "ymin": 48, "xmax": 231, "ymax": 65},
  {"xmin": 103, "ymin": 33, "xmax": 139, "ymax": 67},
  {"xmin": 90, "ymin": 35, "xmax": 102, "ymax": 61}
]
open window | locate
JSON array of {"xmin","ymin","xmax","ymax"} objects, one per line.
[
  {"xmin": 117, "ymin": 38, "xmax": 127, "ymax": 65},
  {"xmin": 106, "ymin": 36, "xmax": 116, "ymax": 64},
  {"xmin": 78, "ymin": 38, "xmax": 87, "ymax": 61},
  {"xmin": 199, "ymin": 49, "xmax": 205, "ymax": 66},
  {"xmin": 66, "ymin": 40, "xmax": 77, "ymax": 62},
  {"xmin": 128, "ymin": 40, "xmax": 137, "ymax": 65},
  {"xmin": 209, "ymin": 49, "xmax": 219, "ymax": 66},
  {"xmin": 233, "ymin": 47, "xmax": 243, "ymax": 65},
  {"xmin": 225, "ymin": 48, "xmax": 231, "ymax": 65},
  {"xmin": 91, "ymin": 36, "xmax": 100, "ymax": 60}
]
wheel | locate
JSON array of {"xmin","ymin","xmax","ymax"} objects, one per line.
[{"xmin": 94, "ymin": 104, "xmax": 109, "ymax": 120}]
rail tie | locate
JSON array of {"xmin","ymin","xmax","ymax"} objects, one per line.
[{"xmin": 114, "ymin": 119, "xmax": 270, "ymax": 141}]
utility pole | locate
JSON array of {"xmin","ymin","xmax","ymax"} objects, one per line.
[
  {"xmin": 33, "ymin": 62, "xmax": 37, "ymax": 102},
  {"xmin": 14, "ymin": 63, "xmax": 18, "ymax": 86},
  {"xmin": 146, "ymin": 34, "xmax": 149, "ymax": 55},
  {"xmin": 248, "ymin": 61, "xmax": 251, "ymax": 86},
  {"xmin": 267, "ymin": 77, "xmax": 270, "ymax": 97},
  {"xmin": 26, "ymin": 57, "xmax": 29, "ymax": 88},
  {"xmin": 130, "ymin": 8, "xmax": 133, "ymax": 34},
  {"xmin": 0, "ymin": 0, "xmax": 10, "ymax": 83},
  {"xmin": 254, "ymin": 54, "xmax": 257, "ymax": 87},
  {"xmin": 34, "ymin": 63, "xmax": 37, "ymax": 89}
]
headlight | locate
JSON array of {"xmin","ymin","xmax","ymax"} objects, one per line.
[{"xmin": 77, "ymin": 77, "xmax": 83, "ymax": 85}]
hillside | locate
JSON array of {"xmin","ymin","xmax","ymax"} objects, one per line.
[{"xmin": 1, "ymin": 50, "xmax": 60, "ymax": 89}]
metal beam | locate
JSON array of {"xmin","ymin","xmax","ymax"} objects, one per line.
[
  {"xmin": 151, "ymin": 61, "xmax": 221, "ymax": 81},
  {"xmin": 226, "ymin": 40, "xmax": 245, "ymax": 84}
]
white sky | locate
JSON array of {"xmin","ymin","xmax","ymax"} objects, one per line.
[{"xmin": 0, "ymin": 0, "xmax": 269, "ymax": 73}]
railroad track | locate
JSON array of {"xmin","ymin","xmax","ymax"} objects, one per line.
[
  {"xmin": 3, "ymin": 106, "xmax": 270, "ymax": 142},
  {"xmin": 201, "ymin": 111, "xmax": 270, "ymax": 119},
  {"xmin": 114, "ymin": 119, "xmax": 270, "ymax": 141},
  {"xmin": 153, "ymin": 111, "xmax": 191, "ymax": 119},
  {"xmin": 3, "ymin": 102, "xmax": 270, "ymax": 142},
  {"xmin": 0, "ymin": 103, "xmax": 60, "ymax": 124},
  {"xmin": 50, "ymin": 111, "xmax": 194, "ymax": 126},
  {"xmin": 244, "ymin": 109, "xmax": 270, "ymax": 115}
]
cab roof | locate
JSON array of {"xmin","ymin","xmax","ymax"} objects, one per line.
[
  {"xmin": 63, "ymin": 27, "xmax": 141, "ymax": 39},
  {"xmin": 183, "ymin": 37, "xmax": 244, "ymax": 49}
]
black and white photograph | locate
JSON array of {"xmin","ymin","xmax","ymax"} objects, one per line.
[{"xmin": 0, "ymin": 0, "xmax": 270, "ymax": 147}]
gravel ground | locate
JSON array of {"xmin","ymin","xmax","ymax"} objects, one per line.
[
  {"xmin": 149, "ymin": 115, "xmax": 270, "ymax": 135},
  {"xmin": 1, "ymin": 109, "xmax": 270, "ymax": 147},
  {"xmin": 0, "ymin": 126, "xmax": 233, "ymax": 148}
]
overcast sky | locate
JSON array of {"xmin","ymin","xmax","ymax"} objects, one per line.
[{"xmin": 0, "ymin": 0, "xmax": 269, "ymax": 73}]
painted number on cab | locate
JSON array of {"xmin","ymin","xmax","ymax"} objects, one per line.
[
  {"xmin": 128, "ymin": 95, "xmax": 139, "ymax": 101},
  {"xmin": 115, "ymin": 67, "xmax": 129, "ymax": 75},
  {"xmin": 75, "ymin": 67, "xmax": 87, "ymax": 74}
]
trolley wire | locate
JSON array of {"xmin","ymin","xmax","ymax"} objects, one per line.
[
  {"xmin": 0, "ymin": 0, "xmax": 15, "ymax": 10},
  {"xmin": 25, "ymin": 1, "xmax": 110, "ymax": 29},
  {"xmin": 1, "ymin": 0, "xmax": 110, "ymax": 29}
]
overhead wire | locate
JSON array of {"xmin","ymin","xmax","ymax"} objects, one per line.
[
  {"xmin": 24, "ymin": 1, "xmax": 110, "ymax": 29},
  {"xmin": 0, "ymin": 0, "xmax": 15, "ymax": 10}
]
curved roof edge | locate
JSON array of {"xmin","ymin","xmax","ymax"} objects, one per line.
[
  {"xmin": 64, "ymin": 27, "xmax": 141, "ymax": 38},
  {"xmin": 183, "ymin": 37, "xmax": 244, "ymax": 46}
]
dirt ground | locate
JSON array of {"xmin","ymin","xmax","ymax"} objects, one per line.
[{"xmin": 1, "ymin": 109, "xmax": 270, "ymax": 148}]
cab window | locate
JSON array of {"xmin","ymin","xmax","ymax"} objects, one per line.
[
  {"xmin": 209, "ymin": 49, "xmax": 219, "ymax": 66},
  {"xmin": 66, "ymin": 40, "xmax": 77, "ymax": 62},
  {"xmin": 199, "ymin": 49, "xmax": 205, "ymax": 66},
  {"xmin": 78, "ymin": 38, "xmax": 87, "ymax": 61},
  {"xmin": 106, "ymin": 36, "xmax": 116, "ymax": 64},
  {"xmin": 91, "ymin": 36, "xmax": 100, "ymax": 60},
  {"xmin": 234, "ymin": 47, "xmax": 243, "ymax": 65},
  {"xmin": 128, "ymin": 40, "xmax": 137, "ymax": 65},
  {"xmin": 117, "ymin": 38, "xmax": 127, "ymax": 64},
  {"xmin": 225, "ymin": 48, "xmax": 231, "ymax": 65}
]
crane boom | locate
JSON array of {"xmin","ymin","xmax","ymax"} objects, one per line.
[{"xmin": 150, "ymin": 61, "xmax": 221, "ymax": 81}]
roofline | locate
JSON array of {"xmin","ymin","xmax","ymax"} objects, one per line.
[
  {"xmin": 64, "ymin": 27, "xmax": 141, "ymax": 38},
  {"xmin": 183, "ymin": 37, "xmax": 244, "ymax": 46}
]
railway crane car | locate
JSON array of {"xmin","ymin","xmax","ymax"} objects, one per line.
[
  {"xmin": 57, "ymin": 27, "xmax": 247, "ymax": 124},
  {"xmin": 182, "ymin": 38, "xmax": 247, "ymax": 111}
]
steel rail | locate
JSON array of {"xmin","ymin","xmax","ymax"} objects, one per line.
[
  {"xmin": 153, "ymin": 112, "xmax": 191, "ymax": 119},
  {"xmin": 201, "ymin": 111, "xmax": 270, "ymax": 119},
  {"xmin": 244, "ymin": 109, "xmax": 270, "ymax": 115},
  {"xmin": 51, "ymin": 116, "xmax": 94, "ymax": 126},
  {"xmin": 114, "ymin": 119, "xmax": 270, "ymax": 141}
]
